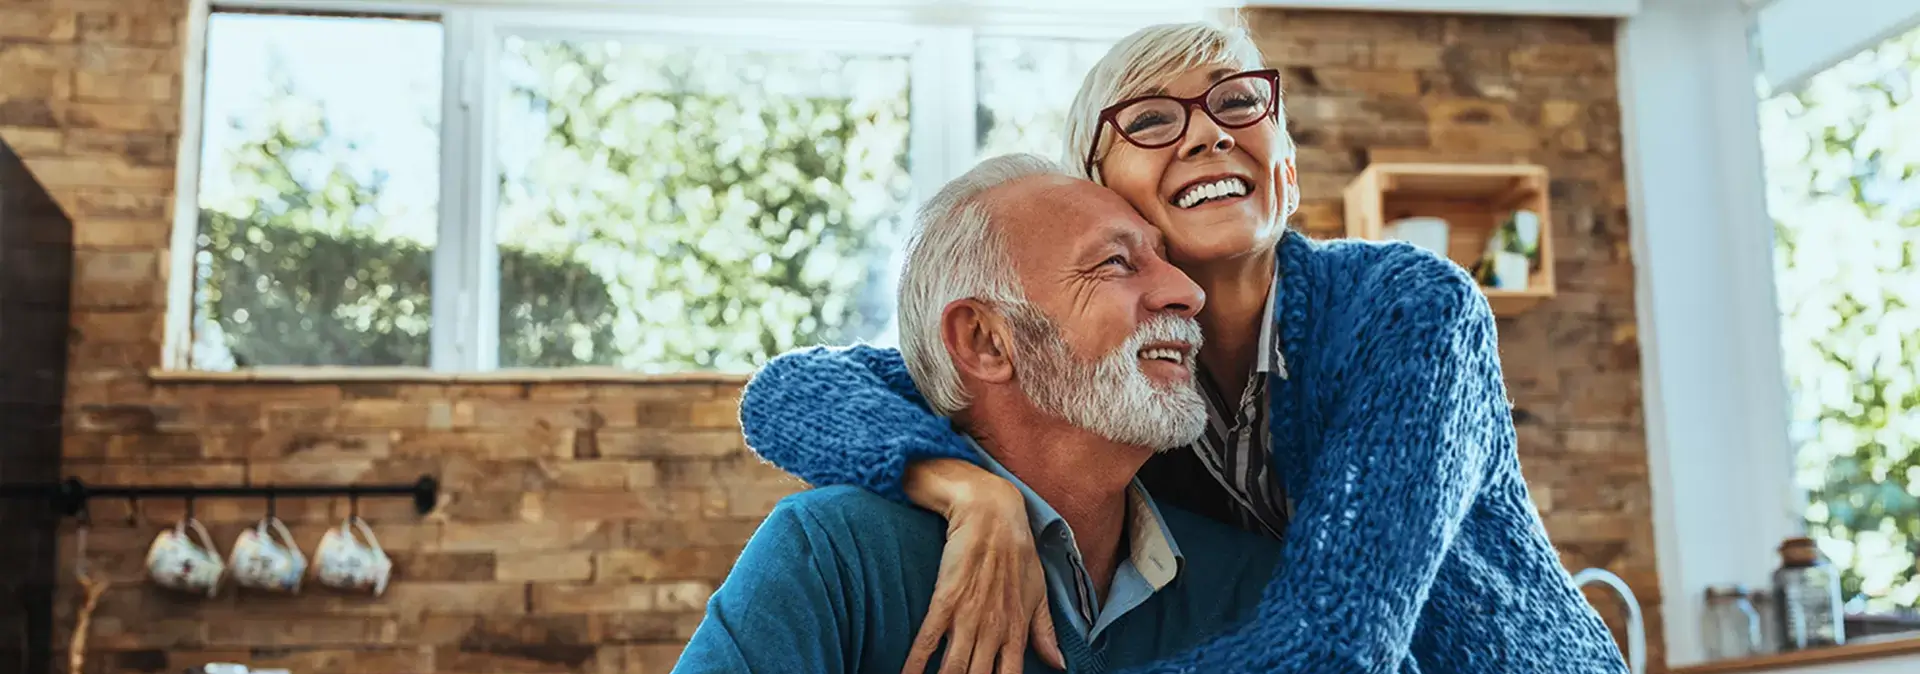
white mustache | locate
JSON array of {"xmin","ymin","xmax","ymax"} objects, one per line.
[{"xmin": 1120, "ymin": 314, "xmax": 1204, "ymax": 358}]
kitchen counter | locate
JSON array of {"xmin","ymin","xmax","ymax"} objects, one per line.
[{"xmin": 1670, "ymin": 634, "xmax": 1920, "ymax": 674}]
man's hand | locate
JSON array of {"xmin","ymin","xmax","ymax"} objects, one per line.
[{"xmin": 900, "ymin": 473, "xmax": 1065, "ymax": 674}]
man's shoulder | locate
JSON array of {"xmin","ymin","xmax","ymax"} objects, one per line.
[
  {"xmin": 767, "ymin": 486, "xmax": 947, "ymax": 551},
  {"xmin": 1154, "ymin": 504, "xmax": 1283, "ymax": 594},
  {"xmin": 1112, "ymin": 502, "xmax": 1278, "ymax": 640},
  {"xmin": 1156, "ymin": 503, "xmax": 1283, "ymax": 558}
]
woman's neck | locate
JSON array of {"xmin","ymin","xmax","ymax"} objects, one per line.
[{"xmin": 1188, "ymin": 246, "xmax": 1279, "ymax": 400}]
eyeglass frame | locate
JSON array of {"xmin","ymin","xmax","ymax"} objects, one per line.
[{"xmin": 1081, "ymin": 68, "xmax": 1284, "ymax": 179}]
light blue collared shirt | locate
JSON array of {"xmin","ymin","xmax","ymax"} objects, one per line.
[{"xmin": 970, "ymin": 439, "xmax": 1184, "ymax": 645}]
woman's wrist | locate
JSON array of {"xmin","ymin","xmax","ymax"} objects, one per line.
[{"xmin": 905, "ymin": 458, "xmax": 1019, "ymax": 519}]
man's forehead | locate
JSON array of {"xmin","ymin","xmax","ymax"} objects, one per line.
[{"xmin": 991, "ymin": 176, "xmax": 1157, "ymax": 246}]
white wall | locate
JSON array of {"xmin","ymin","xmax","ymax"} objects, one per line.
[
  {"xmin": 1754, "ymin": 0, "xmax": 1920, "ymax": 93},
  {"xmin": 1617, "ymin": 0, "xmax": 1800, "ymax": 668}
]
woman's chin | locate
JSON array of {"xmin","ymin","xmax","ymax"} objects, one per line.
[{"xmin": 1160, "ymin": 203, "xmax": 1280, "ymax": 264}]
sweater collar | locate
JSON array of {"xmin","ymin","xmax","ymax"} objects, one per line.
[{"xmin": 1273, "ymin": 228, "xmax": 1317, "ymax": 385}]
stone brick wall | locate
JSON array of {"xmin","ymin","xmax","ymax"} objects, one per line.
[
  {"xmin": 51, "ymin": 380, "xmax": 795, "ymax": 673},
  {"xmin": 0, "ymin": 1, "xmax": 1657, "ymax": 672}
]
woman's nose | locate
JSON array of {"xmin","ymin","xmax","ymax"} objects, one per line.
[{"xmin": 1180, "ymin": 105, "xmax": 1234, "ymax": 160}]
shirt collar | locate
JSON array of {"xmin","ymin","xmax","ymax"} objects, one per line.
[
  {"xmin": 968, "ymin": 439, "xmax": 1183, "ymax": 590},
  {"xmin": 1255, "ymin": 262, "xmax": 1287, "ymax": 379}
]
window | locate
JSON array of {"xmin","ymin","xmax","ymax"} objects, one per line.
[
  {"xmin": 493, "ymin": 36, "xmax": 913, "ymax": 373},
  {"xmin": 190, "ymin": 12, "xmax": 444, "ymax": 369},
  {"xmin": 1759, "ymin": 23, "xmax": 1920, "ymax": 614},
  {"xmin": 974, "ymin": 36, "xmax": 1113, "ymax": 161},
  {"xmin": 175, "ymin": 5, "xmax": 1185, "ymax": 374}
]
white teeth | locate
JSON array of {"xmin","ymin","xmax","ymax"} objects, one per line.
[
  {"xmin": 1173, "ymin": 177, "xmax": 1250, "ymax": 209},
  {"xmin": 1139, "ymin": 348, "xmax": 1185, "ymax": 364}
]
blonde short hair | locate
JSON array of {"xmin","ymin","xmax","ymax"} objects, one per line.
[{"xmin": 1062, "ymin": 21, "xmax": 1277, "ymax": 183}]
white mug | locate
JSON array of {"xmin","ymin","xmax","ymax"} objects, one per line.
[
  {"xmin": 313, "ymin": 517, "xmax": 391, "ymax": 596},
  {"xmin": 1493, "ymin": 251, "xmax": 1532, "ymax": 291},
  {"xmin": 228, "ymin": 517, "xmax": 306, "ymax": 593},
  {"xmin": 146, "ymin": 518, "xmax": 225, "ymax": 597}
]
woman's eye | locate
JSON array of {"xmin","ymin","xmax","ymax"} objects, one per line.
[
  {"xmin": 1219, "ymin": 93, "xmax": 1260, "ymax": 109},
  {"xmin": 1122, "ymin": 113, "xmax": 1173, "ymax": 134}
]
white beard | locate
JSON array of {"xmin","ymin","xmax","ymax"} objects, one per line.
[{"xmin": 1003, "ymin": 305, "xmax": 1209, "ymax": 452}]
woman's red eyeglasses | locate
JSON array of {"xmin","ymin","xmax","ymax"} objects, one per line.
[{"xmin": 1083, "ymin": 69, "xmax": 1282, "ymax": 178}]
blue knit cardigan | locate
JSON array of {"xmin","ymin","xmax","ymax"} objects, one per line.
[{"xmin": 737, "ymin": 231, "xmax": 1627, "ymax": 674}]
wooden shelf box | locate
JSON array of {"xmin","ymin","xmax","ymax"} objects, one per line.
[{"xmin": 1341, "ymin": 163, "xmax": 1555, "ymax": 316}]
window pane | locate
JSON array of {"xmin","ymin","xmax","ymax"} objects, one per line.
[
  {"xmin": 1761, "ymin": 24, "xmax": 1920, "ymax": 613},
  {"xmin": 975, "ymin": 36, "xmax": 1112, "ymax": 162},
  {"xmin": 191, "ymin": 13, "xmax": 443, "ymax": 369},
  {"xmin": 495, "ymin": 37, "xmax": 912, "ymax": 373}
]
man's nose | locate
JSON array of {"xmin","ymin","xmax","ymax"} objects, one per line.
[
  {"xmin": 1142, "ymin": 257, "xmax": 1205, "ymax": 320},
  {"xmin": 1179, "ymin": 104, "xmax": 1234, "ymax": 160}
]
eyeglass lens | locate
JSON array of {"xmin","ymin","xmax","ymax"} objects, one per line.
[{"xmin": 1113, "ymin": 75, "xmax": 1274, "ymax": 147}]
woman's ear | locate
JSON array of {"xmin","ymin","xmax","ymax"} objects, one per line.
[
  {"xmin": 1279, "ymin": 147, "xmax": 1300, "ymax": 220},
  {"xmin": 940, "ymin": 299, "xmax": 1016, "ymax": 386}
]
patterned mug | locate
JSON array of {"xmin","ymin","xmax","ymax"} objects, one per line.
[
  {"xmin": 313, "ymin": 517, "xmax": 390, "ymax": 596},
  {"xmin": 145, "ymin": 518, "xmax": 225, "ymax": 597},
  {"xmin": 228, "ymin": 516, "xmax": 306, "ymax": 593}
]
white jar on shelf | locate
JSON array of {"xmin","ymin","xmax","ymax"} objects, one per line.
[{"xmin": 1383, "ymin": 216, "xmax": 1449, "ymax": 258}]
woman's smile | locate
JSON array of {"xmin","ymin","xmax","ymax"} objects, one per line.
[{"xmin": 1167, "ymin": 173, "xmax": 1255, "ymax": 210}]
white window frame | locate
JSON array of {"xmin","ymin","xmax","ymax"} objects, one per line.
[
  {"xmin": 457, "ymin": 11, "xmax": 938, "ymax": 371},
  {"xmin": 166, "ymin": 0, "xmax": 1204, "ymax": 373}
]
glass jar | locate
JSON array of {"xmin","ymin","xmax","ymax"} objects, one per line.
[
  {"xmin": 1747, "ymin": 587, "xmax": 1781, "ymax": 655},
  {"xmin": 1772, "ymin": 537, "xmax": 1845, "ymax": 650},
  {"xmin": 1704, "ymin": 585, "xmax": 1764, "ymax": 660}
]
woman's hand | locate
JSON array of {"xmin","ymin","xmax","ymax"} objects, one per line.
[{"xmin": 901, "ymin": 460, "xmax": 1065, "ymax": 674}]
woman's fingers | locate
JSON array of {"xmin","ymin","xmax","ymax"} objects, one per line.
[
  {"xmin": 968, "ymin": 624, "xmax": 1002, "ymax": 674},
  {"xmin": 902, "ymin": 473, "xmax": 1045, "ymax": 674},
  {"xmin": 997, "ymin": 609, "xmax": 1031, "ymax": 674},
  {"xmin": 1030, "ymin": 596, "xmax": 1064, "ymax": 670},
  {"xmin": 903, "ymin": 591, "xmax": 955, "ymax": 674},
  {"xmin": 937, "ymin": 614, "xmax": 980, "ymax": 674}
]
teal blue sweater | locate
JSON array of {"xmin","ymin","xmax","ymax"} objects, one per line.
[
  {"xmin": 735, "ymin": 232, "xmax": 1628, "ymax": 673},
  {"xmin": 673, "ymin": 486, "xmax": 1283, "ymax": 674}
]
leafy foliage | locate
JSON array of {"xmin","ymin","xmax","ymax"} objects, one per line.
[
  {"xmin": 193, "ymin": 82, "xmax": 434, "ymax": 368},
  {"xmin": 1761, "ymin": 25, "xmax": 1920, "ymax": 611},
  {"xmin": 195, "ymin": 81, "xmax": 624, "ymax": 368},
  {"xmin": 196, "ymin": 38, "xmax": 913, "ymax": 373},
  {"xmin": 494, "ymin": 38, "xmax": 911, "ymax": 372}
]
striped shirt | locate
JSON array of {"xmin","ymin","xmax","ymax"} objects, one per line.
[{"xmin": 1188, "ymin": 269, "xmax": 1293, "ymax": 539}]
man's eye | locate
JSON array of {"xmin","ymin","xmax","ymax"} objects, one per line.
[{"xmin": 1103, "ymin": 255, "xmax": 1131, "ymax": 269}]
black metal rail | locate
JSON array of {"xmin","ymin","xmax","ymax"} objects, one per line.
[{"xmin": 0, "ymin": 475, "xmax": 439, "ymax": 517}]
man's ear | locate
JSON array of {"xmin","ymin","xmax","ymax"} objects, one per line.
[{"xmin": 940, "ymin": 299, "xmax": 1015, "ymax": 385}]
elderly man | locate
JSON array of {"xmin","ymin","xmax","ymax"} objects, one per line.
[{"xmin": 671, "ymin": 154, "xmax": 1282, "ymax": 674}]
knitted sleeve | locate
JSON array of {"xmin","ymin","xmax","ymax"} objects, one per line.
[
  {"xmin": 1126, "ymin": 252, "xmax": 1500, "ymax": 674},
  {"xmin": 737, "ymin": 344, "xmax": 983, "ymax": 503}
]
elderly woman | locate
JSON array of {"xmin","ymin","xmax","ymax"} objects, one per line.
[{"xmin": 737, "ymin": 21, "xmax": 1627, "ymax": 674}]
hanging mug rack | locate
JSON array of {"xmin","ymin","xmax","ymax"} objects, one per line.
[{"xmin": 0, "ymin": 475, "xmax": 439, "ymax": 518}]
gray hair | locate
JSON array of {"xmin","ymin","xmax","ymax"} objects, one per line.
[
  {"xmin": 1062, "ymin": 20, "xmax": 1275, "ymax": 183},
  {"xmin": 898, "ymin": 153, "xmax": 1070, "ymax": 416}
]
